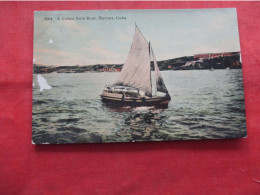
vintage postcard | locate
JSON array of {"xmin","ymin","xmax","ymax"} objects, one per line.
[{"xmin": 32, "ymin": 9, "xmax": 246, "ymax": 144}]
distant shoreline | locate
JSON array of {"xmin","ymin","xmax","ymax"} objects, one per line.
[{"xmin": 33, "ymin": 52, "xmax": 242, "ymax": 74}]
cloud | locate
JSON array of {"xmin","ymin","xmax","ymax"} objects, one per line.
[
  {"xmin": 115, "ymin": 28, "xmax": 132, "ymax": 44},
  {"xmin": 34, "ymin": 42, "xmax": 126, "ymax": 65},
  {"xmin": 34, "ymin": 48, "xmax": 77, "ymax": 65},
  {"xmin": 62, "ymin": 20, "xmax": 79, "ymax": 30},
  {"xmin": 35, "ymin": 48, "xmax": 71, "ymax": 57},
  {"xmin": 82, "ymin": 45, "xmax": 126, "ymax": 65}
]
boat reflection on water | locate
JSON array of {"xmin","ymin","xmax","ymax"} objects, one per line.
[
  {"xmin": 101, "ymin": 103, "xmax": 169, "ymax": 141},
  {"xmin": 101, "ymin": 101, "xmax": 169, "ymax": 111},
  {"xmin": 123, "ymin": 111, "xmax": 167, "ymax": 141}
]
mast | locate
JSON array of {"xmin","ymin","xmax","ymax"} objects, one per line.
[
  {"xmin": 149, "ymin": 41, "xmax": 151, "ymax": 56},
  {"xmin": 149, "ymin": 41, "xmax": 152, "ymax": 96}
]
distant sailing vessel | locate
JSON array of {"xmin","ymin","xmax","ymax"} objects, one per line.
[{"xmin": 101, "ymin": 25, "xmax": 171, "ymax": 108}]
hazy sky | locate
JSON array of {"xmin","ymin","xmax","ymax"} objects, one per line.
[{"xmin": 34, "ymin": 8, "xmax": 241, "ymax": 66}]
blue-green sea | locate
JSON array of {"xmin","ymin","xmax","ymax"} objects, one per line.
[{"xmin": 32, "ymin": 69, "xmax": 246, "ymax": 144}]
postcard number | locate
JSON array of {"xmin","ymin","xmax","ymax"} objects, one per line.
[{"xmin": 44, "ymin": 17, "xmax": 52, "ymax": 21}]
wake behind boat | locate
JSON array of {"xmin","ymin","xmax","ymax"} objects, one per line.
[{"xmin": 101, "ymin": 25, "xmax": 171, "ymax": 108}]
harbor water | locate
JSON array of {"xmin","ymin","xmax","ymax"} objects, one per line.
[{"xmin": 32, "ymin": 70, "xmax": 246, "ymax": 144}]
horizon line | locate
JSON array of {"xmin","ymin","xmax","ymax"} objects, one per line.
[{"xmin": 33, "ymin": 50, "xmax": 241, "ymax": 67}]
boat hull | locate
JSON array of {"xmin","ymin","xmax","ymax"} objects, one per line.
[{"xmin": 100, "ymin": 92, "xmax": 170, "ymax": 108}]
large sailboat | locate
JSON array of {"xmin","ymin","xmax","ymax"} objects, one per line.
[{"xmin": 101, "ymin": 25, "xmax": 171, "ymax": 108}]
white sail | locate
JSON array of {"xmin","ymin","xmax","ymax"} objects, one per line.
[
  {"xmin": 114, "ymin": 26, "xmax": 152, "ymax": 96},
  {"xmin": 37, "ymin": 75, "xmax": 52, "ymax": 92},
  {"xmin": 151, "ymin": 48, "xmax": 169, "ymax": 94}
]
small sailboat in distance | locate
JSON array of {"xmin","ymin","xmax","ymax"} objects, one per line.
[{"xmin": 101, "ymin": 25, "xmax": 171, "ymax": 108}]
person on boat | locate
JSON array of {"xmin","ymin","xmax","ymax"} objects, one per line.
[{"xmin": 122, "ymin": 92, "xmax": 125, "ymax": 101}]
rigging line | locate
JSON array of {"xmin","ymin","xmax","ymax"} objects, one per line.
[
  {"xmin": 149, "ymin": 43, "xmax": 153, "ymax": 95},
  {"xmin": 151, "ymin": 47, "xmax": 157, "ymax": 95}
]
